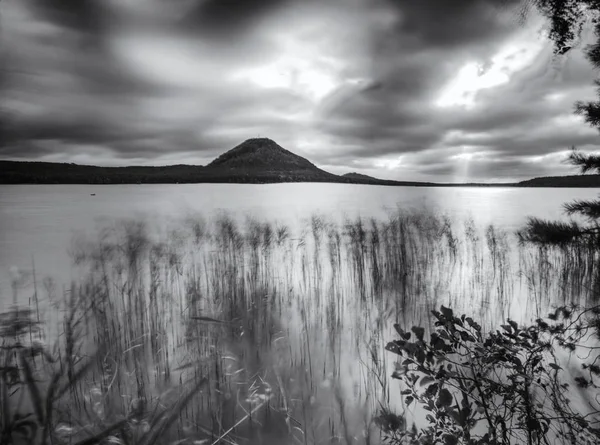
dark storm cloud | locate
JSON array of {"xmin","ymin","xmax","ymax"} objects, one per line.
[
  {"xmin": 315, "ymin": 75, "xmax": 440, "ymax": 153},
  {"xmin": 28, "ymin": 0, "xmax": 103, "ymax": 29},
  {"xmin": 2, "ymin": 0, "xmax": 600, "ymax": 181},
  {"xmin": 181, "ymin": 0, "xmax": 289, "ymax": 38},
  {"xmin": 26, "ymin": 0, "xmax": 110, "ymax": 49},
  {"xmin": 0, "ymin": 2, "xmax": 207, "ymax": 158},
  {"xmin": 384, "ymin": 0, "xmax": 516, "ymax": 48}
]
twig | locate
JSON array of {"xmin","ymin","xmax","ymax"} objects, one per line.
[{"xmin": 210, "ymin": 400, "xmax": 266, "ymax": 445}]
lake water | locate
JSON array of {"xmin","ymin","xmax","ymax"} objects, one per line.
[
  {"xmin": 1, "ymin": 183, "xmax": 599, "ymax": 444},
  {"xmin": 1, "ymin": 183, "xmax": 597, "ymax": 301}
]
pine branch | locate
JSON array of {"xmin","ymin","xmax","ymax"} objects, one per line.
[
  {"xmin": 586, "ymin": 41, "xmax": 600, "ymax": 69},
  {"xmin": 516, "ymin": 217, "xmax": 596, "ymax": 245},
  {"xmin": 564, "ymin": 199, "xmax": 600, "ymax": 220},
  {"xmin": 567, "ymin": 149, "xmax": 600, "ymax": 174},
  {"xmin": 574, "ymin": 100, "xmax": 600, "ymax": 130}
]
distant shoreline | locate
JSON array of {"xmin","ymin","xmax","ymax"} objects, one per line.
[
  {"xmin": 3, "ymin": 137, "xmax": 600, "ymax": 190},
  {"xmin": 2, "ymin": 159, "xmax": 600, "ymax": 187},
  {"xmin": 1, "ymin": 179, "xmax": 521, "ymax": 187},
  {"xmin": 0, "ymin": 179, "xmax": 518, "ymax": 187}
]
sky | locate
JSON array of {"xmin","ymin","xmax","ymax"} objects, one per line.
[{"xmin": 1, "ymin": 0, "xmax": 600, "ymax": 183}]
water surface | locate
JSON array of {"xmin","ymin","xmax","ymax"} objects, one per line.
[
  {"xmin": 1, "ymin": 183, "xmax": 597, "ymax": 298},
  {"xmin": 1, "ymin": 183, "xmax": 598, "ymax": 443}
]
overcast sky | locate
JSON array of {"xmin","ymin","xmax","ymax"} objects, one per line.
[{"xmin": 1, "ymin": 0, "xmax": 600, "ymax": 182}]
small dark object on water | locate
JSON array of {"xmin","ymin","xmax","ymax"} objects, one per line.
[
  {"xmin": 90, "ymin": 193, "xmax": 96, "ymax": 196},
  {"xmin": 191, "ymin": 316, "xmax": 231, "ymax": 325}
]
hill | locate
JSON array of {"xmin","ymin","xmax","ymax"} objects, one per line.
[
  {"xmin": 2, "ymin": 138, "xmax": 600, "ymax": 187},
  {"xmin": 0, "ymin": 138, "xmax": 437, "ymax": 185},
  {"xmin": 203, "ymin": 138, "xmax": 341, "ymax": 182},
  {"xmin": 341, "ymin": 171, "xmax": 440, "ymax": 186},
  {"xmin": 0, "ymin": 138, "xmax": 355, "ymax": 184},
  {"xmin": 518, "ymin": 174, "xmax": 600, "ymax": 187},
  {"xmin": 210, "ymin": 138, "xmax": 316, "ymax": 170}
]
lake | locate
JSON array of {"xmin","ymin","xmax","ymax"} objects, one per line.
[
  {"xmin": 1, "ymin": 183, "xmax": 597, "ymax": 300},
  {"xmin": 1, "ymin": 183, "xmax": 599, "ymax": 444}
]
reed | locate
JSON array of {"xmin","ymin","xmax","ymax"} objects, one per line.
[{"xmin": 2, "ymin": 208, "xmax": 595, "ymax": 444}]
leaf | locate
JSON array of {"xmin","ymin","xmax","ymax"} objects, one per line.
[
  {"xmin": 437, "ymin": 388, "xmax": 453, "ymax": 408},
  {"xmin": 440, "ymin": 306, "xmax": 454, "ymax": 320},
  {"xmin": 405, "ymin": 396, "xmax": 414, "ymax": 407},
  {"xmin": 448, "ymin": 408, "xmax": 462, "ymax": 426},
  {"xmin": 420, "ymin": 377, "xmax": 434, "ymax": 387},
  {"xmin": 415, "ymin": 347, "xmax": 426, "ymax": 364},
  {"xmin": 411, "ymin": 326, "xmax": 425, "ymax": 341},
  {"xmin": 459, "ymin": 331, "xmax": 473, "ymax": 342},
  {"xmin": 385, "ymin": 341, "xmax": 403, "ymax": 356},
  {"xmin": 426, "ymin": 383, "xmax": 439, "ymax": 397},
  {"xmin": 393, "ymin": 323, "xmax": 405, "ymax": 336},
  {"xmin": 443, "ymin": 433, "xmax": 459, "ymax": 445},
  {"xmin": 549, "ymin": 362, "xmax": 562, "ymax": 371}
]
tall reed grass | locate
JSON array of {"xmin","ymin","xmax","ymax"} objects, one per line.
[{"xmin": 3, "ymin": 208, "xmax": 599, "ymax": 444}]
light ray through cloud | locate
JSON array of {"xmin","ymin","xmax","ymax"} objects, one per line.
[{"xmin": 436, "ymin": 25, "xmax": 547, "ymax": 109}]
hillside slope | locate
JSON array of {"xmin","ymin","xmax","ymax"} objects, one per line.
[
  {"xmin": 204, "ymin": 138, "xmax": 340, "ymax": 182},
  {"xmin": 342, "ymin": 172, "xmax": 379, "ymax": 181}
]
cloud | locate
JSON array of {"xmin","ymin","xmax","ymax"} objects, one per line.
[
  {"xmin": 180, "ymin": 0, "xmax": 290, "ymax": 39},
  {"xmin": 312, "ymin": 0, "xmax": 600, "ymax": 180},
  {"xmin": 1, "ymin": 0, "xmax": 599, "ymax": 181},
  {"xmin": 28, "ymin": 0, "xmax": 107, "ymax": 35}
]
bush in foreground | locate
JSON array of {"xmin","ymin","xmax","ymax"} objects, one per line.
[{"xmin": 381, "ymin": 305, "xmax": 600, "ymax": 445}]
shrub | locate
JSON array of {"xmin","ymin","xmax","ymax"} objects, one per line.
[{"xmin": 382, "ymin": 305, "xmax": 600, "ymax": 444}]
